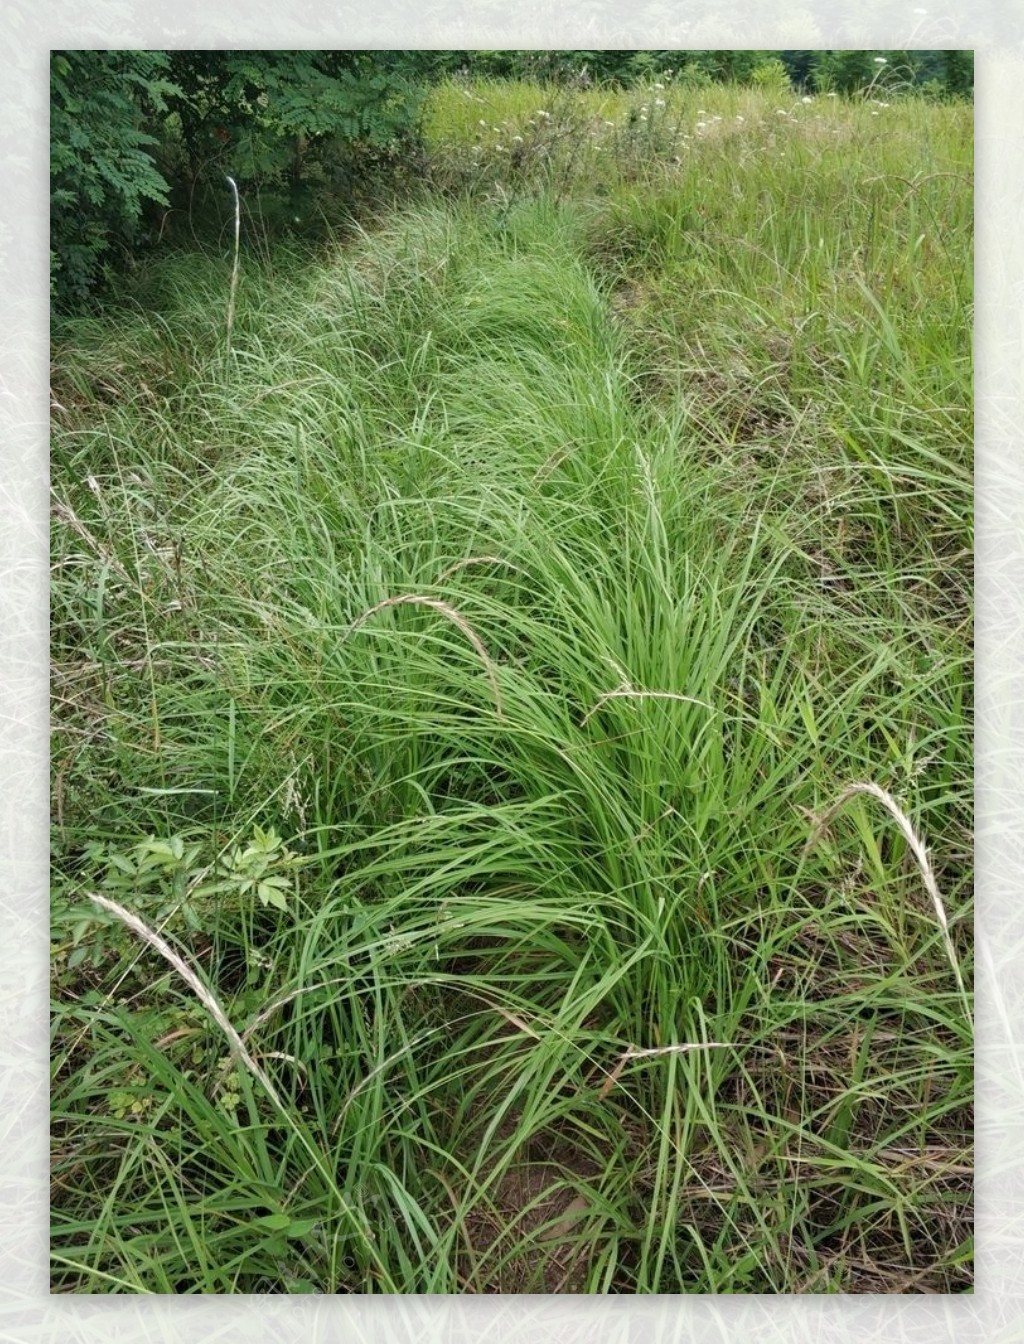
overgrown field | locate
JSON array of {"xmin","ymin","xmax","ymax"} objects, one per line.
[{"xmin": 50, "ymin": 83, "xmax": 973, "ymax": 1294}]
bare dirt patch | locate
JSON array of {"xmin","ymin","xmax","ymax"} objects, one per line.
[{"xmin": 455, "ymin": 1111, "xmax": 606, "ymax": 1293}]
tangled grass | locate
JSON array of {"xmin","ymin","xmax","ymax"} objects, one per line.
[{"xmin": 50, "ymin": 84, "xmax": 972, "ymax": 1294}]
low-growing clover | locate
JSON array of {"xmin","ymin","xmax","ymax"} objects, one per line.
[{"xmin": 107, "ymin": 1088, "xmax": 155, "ymax": 1121}]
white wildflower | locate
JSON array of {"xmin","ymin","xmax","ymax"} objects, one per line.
[{"xmin": 874, "ymin": 56, "xmax": 887, "ymax": 64}]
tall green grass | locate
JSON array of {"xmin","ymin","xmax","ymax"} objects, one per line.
[{"xmin": 51, "ymin": 85, "xmax": 972, "ymax": 1294}]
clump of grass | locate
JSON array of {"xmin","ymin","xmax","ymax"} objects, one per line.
[
  {"xmin": 346, "ymin": 594, "xmax": 506, "ymax": 720},
  {"xmin": 51, "ymin": 86, "xmax": 972, "ymax": 1294},
  {"xmin": 804, "ymin": 779, "xmax": 969, "ymax": 1006}
]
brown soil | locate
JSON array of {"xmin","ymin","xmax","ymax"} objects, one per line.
[{"xmin": 456, "ymin": 1112, "xmax": 605, "ymax": 1293}]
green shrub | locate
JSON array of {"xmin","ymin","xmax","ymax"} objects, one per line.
[
  {"xmin": 50, "ymin": 51, "xmax": 180, "ymax": 304},
  {"xmin": 750, "ymin": 57, "xmax": 793, "ymax": 93},
  {"xmin": 166, "ymin": 51, "xmax": 425, "ymax": 196}
]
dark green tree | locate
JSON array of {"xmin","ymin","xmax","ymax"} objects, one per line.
[
  {"xmin": 51, "ymin": 50, "xmax": 428, "ymax": 303},
  {"xmin": 165, "ymin": 51, "xmax": 425, "ymax": 192},
  {"xmin": 50, "ymin": 51, "xmax": 181, "ymax": 303},
  {"xmin": 943, "ymin": 50, "xmax": 974, "ymax": 99},
  {"xmin": 809, "ymin": 50, "xmax": 879, "ymax": 94}
]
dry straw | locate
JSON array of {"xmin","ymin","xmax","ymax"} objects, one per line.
[
  {"xmin": 211, "ymin": 973, "xmax": 353, "ymax": 1094},
  {"xmin": 86, "ymin": 891, "xmax": 282, "ymax": 1107},
  {"xmin": 580, "ymin": 684, "xmax": 715, "ymax": 728},
  {"xmin": 803, "ymin": 780, "xmax": 969, "ymax": 1005},
  {"xmin": 434, "ymin": 554, "xmax": 523, "ymax": 584},
  {"xmin": 225, "ymin": 176, "xmax": 241, "ymax": 354},
  {"xmin": 598, "ymin": 1041, "xmax": 731, "ymax": 1101}
]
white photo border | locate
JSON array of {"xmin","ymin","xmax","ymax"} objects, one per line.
[{"xmin": 9, "ymin": 3, "xmax": 1014, "ymax": 1338}]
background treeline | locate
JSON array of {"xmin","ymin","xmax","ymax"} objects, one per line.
[
  {"xmin": 50, "ymin": 49, "xmax": 974, "ymax": 306},
  {"xmin": 429, "ymin": 48, "xmax": 973, "ymax": 93}
]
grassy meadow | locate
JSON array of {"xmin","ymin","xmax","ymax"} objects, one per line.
[{"xmin": 50, "ymin": 79, "xmax": 973, "ymax": 1294}]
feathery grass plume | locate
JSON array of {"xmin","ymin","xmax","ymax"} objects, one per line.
[
  {"xmin": 804, "ymin": 780, "xmax": 969, "ymax": 1006},
  {"xmin": 435, "ymin": 554, "xmax": 522, "ymax": 584},
  {"xmin": 211, "ymin": 972, "xmax": 354, "ymax": 1094},
  {"xmin": 86, "ymin": 891, "xmax": 282, "ymax": 1106},
  {"xmin": 347, "ymin": 593, "xmax": 505, "ymax": 719}
]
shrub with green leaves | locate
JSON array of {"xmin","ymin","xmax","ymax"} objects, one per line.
[
  {"xmin": 166, "ymin": 51, "xmax": 425, "ymax": 196},
  {"xmin": 50, "ymin": 51, "xmax": 181, "ymax": 303},
  {"xmin": 750, "ymin": 57, "xmax": 793, "ymax": 93}
]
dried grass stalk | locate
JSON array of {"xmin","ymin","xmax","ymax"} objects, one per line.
[
  {"xmin": 225, "ymin": 175, "xmax": 241, "ymax": 354},
  {"xmin": 581, "ymin": 685, "xmax": 715, "ymax": 728},
  {"xmin": 435, "ymin": 555, "xmax": 522, "ymax": 584},
  {"xmin": 86, "ymin": 891, "xmax": 281, "ymax": 1107},
  {"xmin": 212, "ymin": 973, "xmax": 353, "ymax": 1093},
  {"xmin": 348, "ymin": 594, "xmax": 504, "ymax": 719},
  {"xmin": 803, "ymin": 780, "xmax": 968, "ymax": 1002},
  {"xmin": 598, "ymin": 1041, "xmax": 730, "ymax": 1100}
]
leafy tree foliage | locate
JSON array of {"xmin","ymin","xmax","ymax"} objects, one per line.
[
  {"xmin": 411, "ymin": 50, "xmax": 973, "ymax": 98},
  {"xmin": 943, "ymin": 51, "xmax": 974, "ymax": 100},
  {"xmin": 807, "ymin": 49, "xmax": 972, "ymax": 99},
  {"xmin": 50, "ymin": 51, "xmax": 181, "ymax": 303},
  {"xmin": 51, "ymin": 50, "xmax": 426, "ymax": 305},
  {"xmin": 166, "ymin": 51, "xmax": 425, "ymax": 190},
  {"xmin": 809, "ymin": 50, "xmax": 885, "ymax": 95}
]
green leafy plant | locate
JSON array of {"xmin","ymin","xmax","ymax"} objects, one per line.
[
  {"xmin": 166, "ymin": 52, "xmax": 425, "ymax": 205},
  {"xmin": 750, "ymin": 57, "xmax": 793, "ymax": 94},
  {"xmin": 212, "ymin": 825, "xmax": 297, "ymax": 914},
  {"xmin": 96, "ymin": 833, "xmax": 206, "ymax": 928},
  {"xmin": 51, "ymin": 826, "xmax": 297, "ymax": 978},
  {"xmin": 50, "ymin": 51, "xmax": 181, "ymax": 303}
]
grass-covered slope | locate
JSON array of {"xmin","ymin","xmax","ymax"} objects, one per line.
[{"xmin": 50, "ymin": 85, "xmax": 972, "ymax": 1294}]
